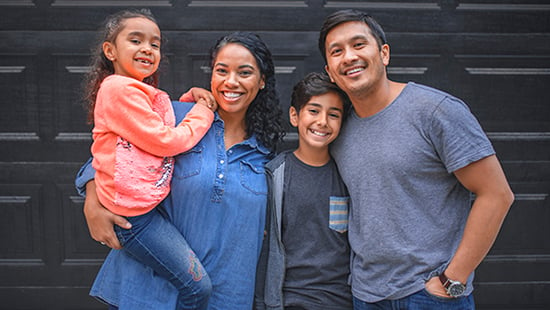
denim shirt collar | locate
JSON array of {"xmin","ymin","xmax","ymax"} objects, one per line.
[{"xmin": 213, "ymin": 111, "xmax": 271, "ymax": 156}]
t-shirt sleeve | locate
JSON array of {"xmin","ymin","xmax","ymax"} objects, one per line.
[{"xmin": 428, "ymin": 96, "xmax": 495, "ymax": 173}]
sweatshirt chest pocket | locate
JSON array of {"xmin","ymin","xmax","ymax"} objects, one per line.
[{"xmin": 329, "ymin": 196, "xmax": 349, "ymax": 233}]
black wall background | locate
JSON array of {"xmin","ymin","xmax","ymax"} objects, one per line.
[{"xmin": 0, "ymin": 1, "xmax": 549, "ymax": 309}]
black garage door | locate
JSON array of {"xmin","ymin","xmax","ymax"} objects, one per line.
[{"xmin": 0, "ymin": 1, "xmax": 549, "ymax": 309}]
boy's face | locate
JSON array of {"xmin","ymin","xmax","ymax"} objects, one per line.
[{"xmin": 290, "ymin": 91, "xmax": 344, "ymax": 151}]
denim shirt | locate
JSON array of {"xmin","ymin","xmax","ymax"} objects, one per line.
[{"xmin": 75, "ymin": 101, "xmax": 271, "ymax": 310}]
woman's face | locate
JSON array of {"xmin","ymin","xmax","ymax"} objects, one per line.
[{"xmin": 210, "ymin": 43, "xmax": 265, "ymax": 118}]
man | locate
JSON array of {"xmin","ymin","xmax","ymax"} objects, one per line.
[{"xmin": 319, "ymin": 9, "xmax": 514, "ymax": 309}]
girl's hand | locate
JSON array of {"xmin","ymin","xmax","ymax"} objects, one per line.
[
  {"xmin": 179, "ymin": 87, "xmax": 217, "ymax": 111},
  {"xmin": 196, "ymin": 97, "xmax": 218, "ymax": 112},
  {"xmin": 83, "ymin": 180, "xmax": 131, "ymax": 249}
]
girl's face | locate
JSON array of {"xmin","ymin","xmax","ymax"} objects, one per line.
[
  {"xmin": 210, "ymin": 43, "xmax": 265, "ymax": 118},
  {"xmin": 103, "ymin": 17, "xmax": 161, "ymax": 81}
]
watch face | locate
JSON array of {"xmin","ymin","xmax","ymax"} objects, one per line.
[{"xmin": 449, "ymin": 283, "xmax": 466, "ymax": 297}]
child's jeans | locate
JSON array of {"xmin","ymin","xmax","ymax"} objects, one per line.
[{"xmin": 114, "ymin": 206, "xmax": 211, "ymax": 310}]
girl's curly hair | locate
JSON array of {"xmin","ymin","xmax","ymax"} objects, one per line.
[
  {"xmin": 209, "ymin": 32, "xmax": 286, "ymax": 152},
  {"xmin": 82, "ymin": 9, "xmax": 160, "ymax": 124}
]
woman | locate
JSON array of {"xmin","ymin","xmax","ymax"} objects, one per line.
[{"xmin": 76, "ymin": 31, "xmax": 285, "ymax": 309}]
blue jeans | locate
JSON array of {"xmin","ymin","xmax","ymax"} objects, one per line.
[
  {"xmin": 353, "ymin": 289, "xmax": 475, "ymax": 310},
  {"xmin": 114, "ymin": 206, "xmax": 212, "ymax": 310}
]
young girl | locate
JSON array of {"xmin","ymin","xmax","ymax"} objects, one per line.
[{"xmin": 83, "ymin": 9, "xmax": 215, "ymax": 309}]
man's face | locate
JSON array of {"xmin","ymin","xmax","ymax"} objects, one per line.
[{"xmin": 324, "ymin": 21, "xmax": 389, "ymax": 97}]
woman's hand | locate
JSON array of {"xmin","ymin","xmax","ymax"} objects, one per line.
[{"xmin": 83, "ymin": 180, "xmax": 131, "ymax": 249}]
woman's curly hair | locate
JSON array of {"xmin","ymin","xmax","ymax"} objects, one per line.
[{"xmin": 209, "ymin": 32, "xmax": 286, "ymax": 152}]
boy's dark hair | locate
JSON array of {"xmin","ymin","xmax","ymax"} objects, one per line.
[
  {"xmin": 318, "ymin": 9, "xmax": 387, "ymax": 63},
  {"xmin": 291, "ymin": 72, "xmax": 351, "ymax": 117}
]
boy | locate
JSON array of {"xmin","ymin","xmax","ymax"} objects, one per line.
[{"xmin": 255, "ymin": 72, "xmax": 352, "ymax": 310}]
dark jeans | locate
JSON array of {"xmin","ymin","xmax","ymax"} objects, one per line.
[
  {"xmin": 353, "ymin": 289, "xmax": 475, "ymax": 310},
  {"xmin": 114, "ymin": 207, "xmax": 211, "ymax": 309}
]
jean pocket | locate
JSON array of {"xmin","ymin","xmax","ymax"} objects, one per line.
[
  {"xmin": 114, "ymin": 224, "xmax": 128, "ymax": 246},
  {"xmin": 421, "ymin": 288, "xmax": 455, "ymax": 301},
  {"xmin": 329, "ymin": 196, "xmax": 349, "ymax": 233}
]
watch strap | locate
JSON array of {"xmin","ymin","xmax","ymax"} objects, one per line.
[
  {"xmin": 439, "ymin": 273, "xmax": 451, "ymax": 288},
  {"xmin": 439, "ymin": 273, "xmax": 466, "ymax": 297}
]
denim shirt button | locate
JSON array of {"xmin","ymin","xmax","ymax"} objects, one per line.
[{"xmin": 218, "ymin": 174, "xmax": 224, "ymax": 179}]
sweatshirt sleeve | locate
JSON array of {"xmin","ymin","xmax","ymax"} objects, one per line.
[
  {"xmin": 95, "ymin": 77, "xmax": 214, "ymax": 157},
  {"xmin": 178, "ymin": 89, "xmax": 194, "ymax": 102}
]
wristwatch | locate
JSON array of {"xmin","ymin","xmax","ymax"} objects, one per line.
[{"xmin": 439, "ymin": 273, "xmax": 466, "ymax": 297}]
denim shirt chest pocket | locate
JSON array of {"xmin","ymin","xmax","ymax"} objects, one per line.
[
  {"xmin": 240, "ymin": 160, "xmax": 267, "ymax": 196},
  {"xmin": 329, "ymin": 196, "xmax": 349, "ymax": 233},
  {"xmin": 173, "ymin": 145, "xmax": 203, "ymax": 179}
]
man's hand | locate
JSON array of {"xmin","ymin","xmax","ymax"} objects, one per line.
[
  {"xmin": 425, "ymin": 276, "xmax": 452, "ymax": 298},
  {"xmin": 83, "ymin": 180, "xmax": 131, "ymax": 249}
]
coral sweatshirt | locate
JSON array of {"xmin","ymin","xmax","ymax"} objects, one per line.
[{"xmin": 91, "ymin": 75, "xmax": 213, "ymax": 216}]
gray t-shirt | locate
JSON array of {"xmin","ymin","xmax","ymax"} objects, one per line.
[
  {"xmin": 331, "ymin": 82, "xmax": 495, "ymax": 302},
  {"xmin": 282, "ymin": 153, "xmax": 352, "ymax": 309}
]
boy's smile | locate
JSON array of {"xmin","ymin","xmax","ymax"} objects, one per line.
[{"xmin": 290, "ymin": 91, "xmax": 344, "ymax": 159}]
